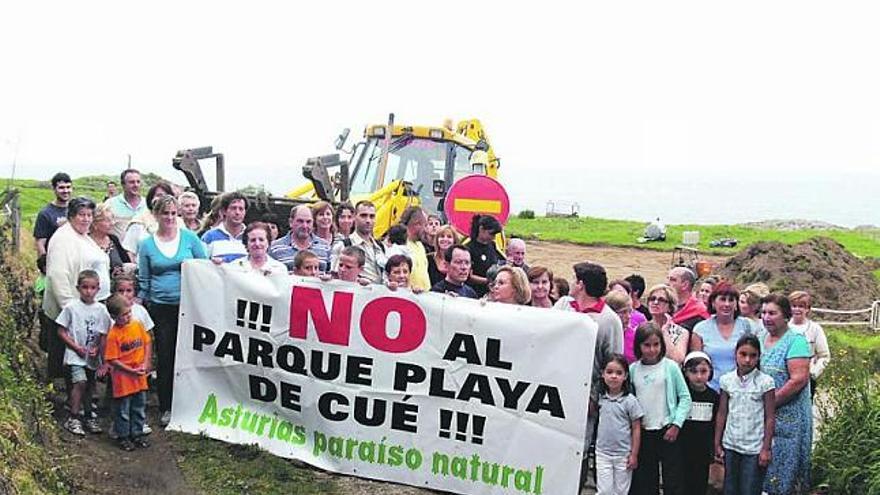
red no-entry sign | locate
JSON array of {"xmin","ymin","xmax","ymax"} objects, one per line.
[{"xmin": 444, "ymin": 175, "xmax": 510, "ymax": 234}]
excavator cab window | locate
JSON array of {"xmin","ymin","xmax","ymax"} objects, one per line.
[
  {"xmin": 451, "ymin": 145, "xmax": 478, "ymax": 182},
  {"xmin": 349, "ymin": 135, "xmax": 474, "ymax": 216}
]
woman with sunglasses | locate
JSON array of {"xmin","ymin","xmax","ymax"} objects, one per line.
[{"xmin": 645, "ymin": 284, "xmax": 690, "ymax": 364}]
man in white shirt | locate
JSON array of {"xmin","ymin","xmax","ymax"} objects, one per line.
[
  {"xmin": 330, "ymin": 201, "xmax": 385, "ymax": 283},
  {"xmin": 106, "ymin": 169, "xmax": 146, "ymax": 239}
]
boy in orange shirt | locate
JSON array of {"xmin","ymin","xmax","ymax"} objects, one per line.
[{"xmin": 104, "ymin": 295, "xmax": 152, "ymax": 451}]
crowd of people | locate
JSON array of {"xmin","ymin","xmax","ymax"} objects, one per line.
[{"xmin": 33, "ymin": 170, "xmax": 831, "ymax": 494}]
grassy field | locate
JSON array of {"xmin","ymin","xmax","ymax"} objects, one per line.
[
  {"xmin": 171, "ymin": 434, "xmax": 336, "ymax": 495},
  {"xmin": 506, "ymin": 216, "xmax": 880, "ymax": 258},
  {"xmin": 6, "ymin": 175, "xmax": 166, "ymax": 226},
  {"xmin": 10, "ymin": 176, "xmax": 880, "ymax": 259}
]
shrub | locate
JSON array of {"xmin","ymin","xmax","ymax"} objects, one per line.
[
  {"xmin": 813, "ymin": 333, "xmax": 880, "ymax": 494},
  {"xmin": 517, "ymin": 209, "xmax": 535, "ymax": 220},
  {"xmin": 0, "ymin": 231, "xmax": 71, "ymax": 493}
]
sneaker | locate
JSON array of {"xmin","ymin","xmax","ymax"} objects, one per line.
[
  {"xmin": 83, "ymin": 418, "xmax": 103, "ymax": 434},
  {"xmin": 132, "ymin": 437, "xmax": 150, "ymax": 449},
  {"xmin": 160, "ymin": 411, "xmax": 172, "ymax": 427},
  {"xmin": 142, "ymin": 423, "xmax": 152, "ymax": 435},
  {"xmin": 108, "ymin": 428, "xmax": 118, "ymax": 440},
  {"xmin": 117, "ymin": 438, "xmax": 135, "ymax": 452},
  {"xmin": 63, "ymin": 417, "xmax": 86, "ymax": 436}
]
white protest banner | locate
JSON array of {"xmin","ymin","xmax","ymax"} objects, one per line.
[{"xmin": 169, "ymin": 260, "xmax": 597, "ymax": 495}]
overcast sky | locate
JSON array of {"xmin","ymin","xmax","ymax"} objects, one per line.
[{"xmin": 2, "ymin": 1, "xmax": 879, "ymax": 222}]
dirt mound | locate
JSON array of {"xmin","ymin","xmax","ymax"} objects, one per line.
[{"xmin": 716, "ymin": 237, "xmax": 880, "ymax": 311}]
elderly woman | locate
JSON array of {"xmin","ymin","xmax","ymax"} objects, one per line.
[
  {"xmin": 788, "ymin": 290, "xmax": 830, "ymax": 401},
  {"xmin": 427, "ymin": 225, "xmax": 460, "ymax": 287},
  {"xmin": 759, "ymin": 294, "xmax": 812, "ymax": 495},
  {"xmin": 645, "ymin": 284, "xmax": 690, "ymax": 364},
  {"xmin": 88, "ymin": 203, "xmax": 132, "ymax": 299},
  {"xmin": 690, "ymin": 281, "xmax": 754, "ymax": 391},
  {"xmin": 178, "ymin": 191, "xmax": 201, "ymax": 231},
  {"xmin": 122, "ymin": 181, "xmax": 176, "ymax": 259},
  {"xmin": 527, "ymin": 266, "xmax": 554, "ymax": 308},
  {"xmin": 229, "ymin": 222, "xmax": 287, "ymax": 275},
  {"xmin": 138, "ymin": 196, "xmax": 207, "ymax": 427},
  {"xmin": 739, "ymin": 282, "xmax": 769, "ymax": 333},
  {"xmin": 312, "ymin": 201, "xmax": 336, "ymax": 245},
  {"xmin": 488, "ymin": 266, "xmax": 531, "ymax": 305},
  {"xmin": 43, "ymin": 197, "xmax": 110, "ymax": 378}
]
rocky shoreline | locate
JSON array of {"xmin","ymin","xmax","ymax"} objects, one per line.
[{"xmin": 739, "ymin": 219, "xmax": 878, "ymax": 231}]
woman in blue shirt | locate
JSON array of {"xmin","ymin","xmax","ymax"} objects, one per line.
[
  {"xmin": 690, "ymin": 282, "xmax": 753, "ymax": 391},
  {"xmin": 137, "ymin": 196, "xmax": 207, "ymax": 426}
]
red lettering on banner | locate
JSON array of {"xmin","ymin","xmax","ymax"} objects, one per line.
[
  {"xmin": 289, "ymin": 287, "xmax": 427, "ymax": 353},
  {"xmin": 360, "ymin": 297, "xmax": 426, "ymax": 353},
  {"xmin": 289, "ymin": 287, "xmax": 354, "ymax": 346}
]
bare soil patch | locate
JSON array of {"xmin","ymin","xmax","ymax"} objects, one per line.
[
  {"xmin": 716, "ymin": 237, "xmax": 880, "ymax": 312},
  {"xmin": 526, "ymin": 240, "xmax": 728, "ymax": 288},
  {"xmin": 53, "ymin": 401, "xmax": 192, "ymax": 495}
]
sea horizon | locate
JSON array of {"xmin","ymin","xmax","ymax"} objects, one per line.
[{"xmin": 7, "ymin": 165, "xmax": 878, "ymax": 229}]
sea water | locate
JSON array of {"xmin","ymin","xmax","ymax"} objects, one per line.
[{"xmin": 508, "ymin": 169, "xmax": 878, "ymax": 228}]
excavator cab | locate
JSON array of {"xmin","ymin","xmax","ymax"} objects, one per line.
[
  {"xmin": 311, "ymin": 121, "xmax": 500, "ymax": 237},
  {"xmin": 175, "ymin": 118, "xmax": 504, "ymax": 240},
  {"xmin": 349, "ymin": 132, "xmax": 479, "ymax": 215}
]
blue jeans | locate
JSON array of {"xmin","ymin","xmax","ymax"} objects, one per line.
[
  {"xmin": 113, "ymin": 391, "xmax": 146, "ymax": 440},
  {"xmin": 724, "ymin": 449, "xmax": 765, "ymax": 495}
]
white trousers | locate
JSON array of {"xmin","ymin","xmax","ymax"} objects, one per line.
[{"xmin": 595, "ymin": 451, "xmax": 632, "ymax": 495}]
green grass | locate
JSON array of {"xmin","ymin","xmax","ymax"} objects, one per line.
[
  {"xmin": 506, "ymin": 216, "xmax": 880, "ymax": 258},
  {"xmin": 814, "ymin": 327, "xmax": 880, "ymax": 494},
  {"xmin": 826, "ymin": 327, "xmax": 880, "ymax": 357},
  {"xmin": 6, "ymin": 174, "xmax": 169, "ymax": 227},
  {"xmin": 170, "ymin": 433, "xmax": 336, "ymax": 495},
  {"xmin": 0, "ymin": 232, "xmax": 71, "ymax": 494}
]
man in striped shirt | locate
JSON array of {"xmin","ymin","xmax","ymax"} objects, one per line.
[
  {"xmin": 201, "ymin": 192, "xmax": 248, "ymax": 263},
  {"xmin": 269, "ymin": 204, "xmax": 331, "ymax": 272}
]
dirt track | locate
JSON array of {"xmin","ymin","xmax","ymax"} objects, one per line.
[{"xmin": 526, "ymin": 240, "xmax": 728, "ymax": 289}]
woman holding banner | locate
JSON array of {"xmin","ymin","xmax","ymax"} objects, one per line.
[
  {"xmin": 137, "ymin": 196, "xmax": 207, "ymax": 427},
  {"xmin": 229, "ymin": 222, "xmax": 287, "ymax": 275}
]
